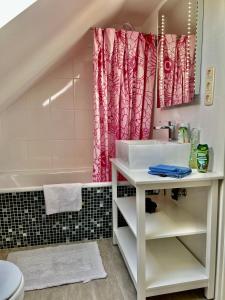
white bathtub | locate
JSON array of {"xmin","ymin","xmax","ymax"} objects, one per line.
[{"xmin": 0, "ymin": 168, "xmax": 111, "ymax": 193}]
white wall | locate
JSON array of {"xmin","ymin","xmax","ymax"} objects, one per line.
[
  {"xmin": 0, "ymin": 33, "xmax": 94, "ymax": 171},
  {"xmin": 152, "ymin": 0, "xmax": 225, "ymax": 276},
  {"xmin": 202, "ymin": 0, "xmax": 225, "ymax": 299},
  {"xmin": 153, "ymin": 0, "xmax": 225, "ymax": 174}
]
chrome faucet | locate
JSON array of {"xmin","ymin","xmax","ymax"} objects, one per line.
[{"xmin": 153, "ymin": 121, "xmax": 176, "ymax": 141}]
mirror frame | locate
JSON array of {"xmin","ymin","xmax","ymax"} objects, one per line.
[
  {"xmin": 158, "ymin": 0, "xmax": 204, "ymax": 97},
  {"xmin": 195, "ymin": 0, "xmax": 204, "ymax": 95}
]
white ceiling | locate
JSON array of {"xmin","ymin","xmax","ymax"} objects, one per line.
[{"xmin": 0, "ymin": 0, "xmax": 37, "ymax": 28}]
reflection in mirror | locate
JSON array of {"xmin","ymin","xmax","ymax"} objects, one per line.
[{"xmin": 157, "ymin": 0, "xmax": 203, "ymax": 108}]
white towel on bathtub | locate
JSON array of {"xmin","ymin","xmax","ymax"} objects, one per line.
[{"xmin": 44, "ymin": 183, "xmax": 82, "ymax": 215}]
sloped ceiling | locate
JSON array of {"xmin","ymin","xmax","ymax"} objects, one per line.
[{"xmin": 0, "ymin": 0, "xmax": 161, "ymax": 112}]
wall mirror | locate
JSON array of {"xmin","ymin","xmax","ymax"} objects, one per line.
[{"xmin": 157, "ymin": 0, "xmax": 204, "ymax": 108}]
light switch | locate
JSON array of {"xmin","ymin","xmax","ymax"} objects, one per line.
[{"xmin": 205, "ymin": 67, "xmax": 215, "ymax": 106}]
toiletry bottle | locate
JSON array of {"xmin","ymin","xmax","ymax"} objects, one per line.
[
  {"xmin": 189, "ymin": 128, "xmax": 200, "ymax": 169},
  {"xmin": 197, "ymin": 144, "xmax": 209, "ymax": 173},
  {"xmin": 178, "ymin": 123, "xmax": 189, "ymax": 144}
]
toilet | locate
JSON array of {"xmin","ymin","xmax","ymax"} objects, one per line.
[{"xmin": 0, "ymin": 261, "xmax": 24, "ymax": 300}]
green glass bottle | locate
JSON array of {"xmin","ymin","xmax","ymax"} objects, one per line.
[{"xmin": 197, "ymin": 144, "xmax": 209, "ymax": 173}]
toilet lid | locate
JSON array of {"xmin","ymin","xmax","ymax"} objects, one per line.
[{"xmin": 0, "ymin": 261, "xmax": 22, "ymax": 300}]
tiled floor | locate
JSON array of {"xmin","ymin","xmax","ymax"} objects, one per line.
[{"xmin": 0, "ymin": 239, "xmax": 205, "ymax": 300}]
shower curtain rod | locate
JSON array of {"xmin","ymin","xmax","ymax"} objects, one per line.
[{"xmin": 90, "ymin": 22, "xmax": 136, "ymax": 31}]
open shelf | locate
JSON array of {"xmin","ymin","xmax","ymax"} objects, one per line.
[
  {"xmin": 115, "ymin": 227, "xmax": 208, "ymax": 297},
  {"xmin": 116, "ymin": 196, "xmax": 206, "ymax": 240}
]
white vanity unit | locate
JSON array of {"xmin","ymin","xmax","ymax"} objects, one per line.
[{"xmin": 111, "ymin": 141, "xmax": 223, "ymax": 300}]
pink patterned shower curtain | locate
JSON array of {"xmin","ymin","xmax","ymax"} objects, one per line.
[
  {"xmin": 93, "ymin": 28, "xmax": 157, "ymax": 182},
  {"xmin": 158, "ymin": 34, "xmax": 196, "ymax": 108}
]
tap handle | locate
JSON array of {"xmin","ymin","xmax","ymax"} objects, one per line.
[{"xmin": 168, "ymin": 121, "xmax": 176, "ymax": 128}]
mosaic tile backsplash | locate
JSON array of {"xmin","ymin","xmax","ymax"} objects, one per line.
[{"xmin": 0, "ymin": 186, "xmax": 157, "ymax": 249}]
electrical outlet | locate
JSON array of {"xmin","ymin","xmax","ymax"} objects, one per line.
[
  {"xmin": 205, "ymin": 93, "xmax": 214, "ymax": 106},
  {"xmin": 206, "ymin": 81, "xmax": 213, "ymax": 92},
  {"xmin": 206, "ymin": 67, "xmax": 215, "ymax": 80},
  {"xmin": 205, "ymin": 67, "xmax": 215, "ymax": 106}
]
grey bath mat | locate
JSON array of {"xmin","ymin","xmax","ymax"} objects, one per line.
[{"xmin": 7, "ymin": 242, "xmax": 107, "ymax": 291}]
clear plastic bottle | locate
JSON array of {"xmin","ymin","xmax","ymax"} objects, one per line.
[
  {"xmin": 189, "ymin": 128, "xmax": 200, "ymax": 169},
  {"xmin": 178, "ymin": 123, "xmax": 189, "ymax": 144}
]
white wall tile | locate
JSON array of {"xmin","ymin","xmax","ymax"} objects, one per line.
[
  {"xmin": 51, "ymin": 140, "xmax": 77, "ymax": 169},
  {"xmin": 26, "ymin": 77, "xmax": 53, "ymax": 110},
  {"xmin": 7, "ymin": 140, "xmax": 29, "ymax": 170},
  {"xmin": 0, "ymin": 141, "xmax": 10, "ymax": 170},
  {"xmin": 51, "ymin": 139, "xmax": 93, "ymax": 169},
  {"xmin": 27, "ymin": 107, "xmax": 51, "ymax": 140},
  {"xmin": 27, "ymin": 140, "xmax": 52, "ymax": 169},
  {"xmin": 49, "ymin": 79, "xmax": 74, "ymax": 110},
  {"xmin": 74, "ymin": 109, "xmax": 93, "ymax": 139},
  {"xmin": 50, "ymin": 109, "xmax": 75, "ymax": 140},
  {"xmin": 74, "ymin": 62, "xmax": 93, "ymax": 110},
  {"xmin": 74, "ymin": 139, "xmax": 93, "ymax": 167},
  {"xmin": 0, "ymin": 44, "xmax": 93, "ymax": 172},
  {"xmin": 74, "ymin": 79, "xmax": 93, "ymax": 110}
]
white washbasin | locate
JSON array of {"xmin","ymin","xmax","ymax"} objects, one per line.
[{"xmin": 116, "ymin": 140, "xmax": 191, "ymax": 169}]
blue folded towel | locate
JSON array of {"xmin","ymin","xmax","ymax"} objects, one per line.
[{"xmin": 148, "ymin": 164, "xmax": 192, "ymax": 178}]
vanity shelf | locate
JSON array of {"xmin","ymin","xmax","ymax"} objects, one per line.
[
  {"xmin": 111, "ymin": 158, "xmax": 223, "ymax": 300},
  {"xmin": 116, "ymin": 196, "xmax": 206, "ymax": 239},
  {"xmin": 115, "ymin": 226, "xmax": 208, "ymax": 298}
]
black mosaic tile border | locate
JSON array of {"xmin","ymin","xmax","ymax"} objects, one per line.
[{"xmin": 0, "ymin": 186, "xmax": 158, "ymax": 249}]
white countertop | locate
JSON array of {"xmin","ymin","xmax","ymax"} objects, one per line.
[{"xmin": 111, "ymin": 159, "xmax": 224, "ymax": 186}]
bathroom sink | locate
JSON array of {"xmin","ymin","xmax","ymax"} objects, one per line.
[{"xmin": 116, "ymin": 140, "xmax": 191, "ymax": 169}]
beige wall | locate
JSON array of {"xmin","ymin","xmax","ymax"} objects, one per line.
[{"xmin": 0, "ymin": 32, "xmax": 94, "ymax": 171}]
